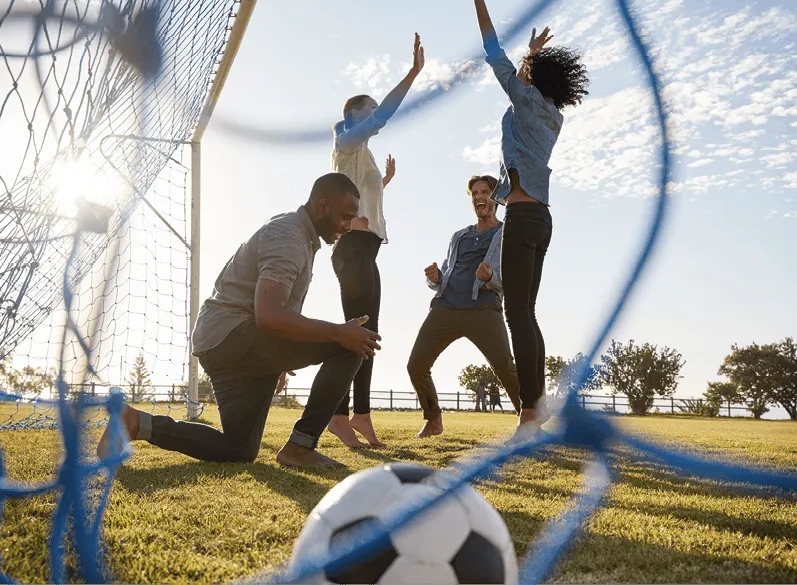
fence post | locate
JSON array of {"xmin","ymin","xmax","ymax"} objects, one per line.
[
  {"xmin": 457, "ymin": 392, "xmax": 460, "ymax": 411},
  {"xmin": 390, "ymin": 389, "xmax": 393, "ymax": 410},
  {"xmin": 416, "ymin": 395, "xmax": 419, "ymax": 410},
  {"xmin": 671, "ymin": 397, "xmax": 675, "ymax": 414},
  {"xmin": 612, "ymin": 394, "xmax": 616, "ymax": 413},
  {"xmin": 91, "ymin": 382, "xmax": 95, "ymax": 396},
  {"xmin": 728, "ymin": 399, "xmax": 731, "ymax": 418},
  {"xmin": 582, "ymin": 394, "xmax": 586, "ymax": 409}
]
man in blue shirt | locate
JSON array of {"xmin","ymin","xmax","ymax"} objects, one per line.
[{"xmin": 408, "ymin": 175, "xmax": 521, "ymax": 437}]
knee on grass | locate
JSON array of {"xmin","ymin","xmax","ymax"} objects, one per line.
[{"xmin": 226, "ymin": 442, "xmax": 260, "ymax": 463}]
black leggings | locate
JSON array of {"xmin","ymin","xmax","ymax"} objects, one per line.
[
  {"xmin": 501, "ymin": 201, "xmax": 552, "ymax": 409},
  {"xmin": 331, "ymin": 230, "xmax": 382, "ymax": 415}
]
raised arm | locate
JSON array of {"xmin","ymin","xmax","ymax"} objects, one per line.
[
  {"xmin": 336, "ymin": 34, "xmax": 425, "ymax": 153},
  {"xmin": 474, "ymin": 0, "xmax": 500, "ymax": 55},
  {"xmin": 474, "ymin": 0, "xmax": 545, "ymax": 108}
]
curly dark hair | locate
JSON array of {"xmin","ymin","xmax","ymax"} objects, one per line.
[{"xmin": 521, "ymin": 47, "xmax": 589, "ymax": 110}]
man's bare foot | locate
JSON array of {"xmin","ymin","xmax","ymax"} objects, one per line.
[
  {"xmin": 416, "ymin": 415, "xmax": 443, "ymax": 438},
  {"xmin": 349, "ymin": 413, "xmax": 386, "ymax": 448},
  {"xmin": 276, "ymin": 441, "xmax": 345, "ymax": 469},
  {"xmin": 506, "ymin": 407, "xmax": 545, "ymax": 445},
  {"xmin": 97, "ymin": 404, "xmax": 140, "ymax": 459},
  {"xmin": 328, "ymin": 414, "xmax": 368, "ymax": 448}
]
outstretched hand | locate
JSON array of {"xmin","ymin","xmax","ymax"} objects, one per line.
[
  {"xmin": 409, "ymin": 32, "xmax": 425, "ymax": 78},
  {"xmin": 336, "ymin": 316, "xmax": 382, "ymax": 360},
  {"xmin": 383, "ymin": 155, "xmax": 396, "ymax": 187},
  {"xmin": 529, "ymin": 26, "xmax": 553, "ymax": 53}
]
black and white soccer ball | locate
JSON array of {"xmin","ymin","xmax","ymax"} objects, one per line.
[{"xmin": 288, "ymin": 462, "xmax": 518, "ymax": 584}]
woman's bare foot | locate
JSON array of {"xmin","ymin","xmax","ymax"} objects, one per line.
[
  {"xmin": 416, "ymin": 415, "xmax": 443, "ymax": 438},
  {"xmin": 328, "ymin": 414, "xmax": 368, "ymax": 448},
  {"xmin": 276, "ymin": 441, "xmax": 344, "ymax": 469},
  {"xmin": 506, "ymin": 407, "xmax": 545, "ymax": 445},
  {"xmin": 349, "ymin": 413, "xmax": 386, "ymax": 448}
]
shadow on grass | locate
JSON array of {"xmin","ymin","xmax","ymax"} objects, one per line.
[
  {"xmin": 498, "ymin": 510, "xmax": 796, "ymax": 583},
  {"xmin": 114, "ymin": 459, "xmax": 343, "ymax": 514}
]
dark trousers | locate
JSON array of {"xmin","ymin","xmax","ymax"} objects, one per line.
[
  {"xmin": 407, "ymin": 301, "xmax": 521, "ymax": 419},
  {"xmin": 331, "ymin": 230, "xmax": 382, "ymax": 415},
  {"xmin": 501, "ymin": 201, "xmax": 553, "ymax": 409},
  {"xmin": 148, "ymin": 318, "xmax": 362, "ymax": 462}
]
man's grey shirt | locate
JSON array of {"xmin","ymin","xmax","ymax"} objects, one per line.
[{"xmin": 191, "ymin": 206, "xmax": 321, "ymax": 355}]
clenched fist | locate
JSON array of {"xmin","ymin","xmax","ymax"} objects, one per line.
[
  {"xmin": 425, "ymin": 262, "xmax": 441, "ymax": 284},
  {"xmin": 476, "ymin": 262, "xmax": 493, "ymax": 283}
]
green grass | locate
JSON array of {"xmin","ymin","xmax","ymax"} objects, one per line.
[{"xmin": 0, "ymin": 407, "xmax": 795, "ymax": 583}]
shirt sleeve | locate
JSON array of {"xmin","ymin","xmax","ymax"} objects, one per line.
[
  {"xmin": 484, "ymin": 46, "xmax": 530, "ymax": 109},
  {"xmin": 335, "ymin": 111, "xmax": 389, "ymax": 154},
  {"xmin": 257, "ymin": 228, "xmax": 305, "ymax": 291}
]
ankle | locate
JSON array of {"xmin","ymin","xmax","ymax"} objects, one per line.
[{"xmin": 518, "ymin": 408, "xmax": 538, "ymax": 424}]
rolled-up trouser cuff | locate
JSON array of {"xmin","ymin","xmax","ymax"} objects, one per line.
[
  {"xmin": 289, "ymin": 428, "xmax": 318, "ymax": 450},
  {"xmin": 423, "ymin": 408, "xmax": 442, "ymax": 421},
  {"xmin": 135, "ymin": 410, "xmax": 153, "ymax": 441}
]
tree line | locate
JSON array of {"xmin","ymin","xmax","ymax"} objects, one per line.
[
  {"xmin": 460, "ymin": 337, "xmax": 797, "ymax": 420},
  {"xmin": 0, "ymin": 351, "xmax": 290, "ymax": 404}
]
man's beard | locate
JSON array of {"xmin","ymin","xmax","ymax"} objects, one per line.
[{"xmin": 315, "ymin": 213, "xmax": 338, "ymax": 245}]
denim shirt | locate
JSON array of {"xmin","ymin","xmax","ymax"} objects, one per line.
[
  {"xmin": 483, "ymin": 39, "xmax": 564, "ymax": 206},
  {"xmin": 427, "ymin": 223, "xmax": 503, "ymax": 303}
]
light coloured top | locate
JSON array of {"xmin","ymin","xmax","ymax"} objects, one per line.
[
  {"xmin": 483, "ymin": 41, "xmax": 564, "ymax": 206},
  {"xmin": 331, "ymin": 114, "xmax": 389, "ymax": 243}
]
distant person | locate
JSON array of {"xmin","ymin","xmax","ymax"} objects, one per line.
[
  {"xmin": 475, "ymin": 381, "xmax": 488, "ymax": 412},
  {"xmin": 474, "ymin": 0, "xmax": 588, "ymax": 441},
  {"xmin": 328, "ymin": 33, "xmax": 426, "ymax": 449},
  {"xmin": 489, "ymin": 387, "xmax": 504, "ymax": 412},
  {"xmin": 97, "ymin": 173, "xmax": 381, "ymax": 469},
  {"xmin": 407, "ymin": 175, "xmax": 521, "ymax": 438}
]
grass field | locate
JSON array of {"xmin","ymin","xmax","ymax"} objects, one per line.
[{"xmin": 0, "ymin": 407, "xmax": 795, "ymax": 583}]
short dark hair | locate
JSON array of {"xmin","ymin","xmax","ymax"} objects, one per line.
[
  {"xmin": 309, "ymin": 173, "xmax": 360, "ymax": 202},
  {"xmin": 521, "ymin": 47, "xmax": 589, "ymax": 110},
  {"xmin": 467, "ymin": 175, "xmax": 498, "ymax": 196}
]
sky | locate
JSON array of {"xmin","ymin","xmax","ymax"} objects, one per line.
[
  {"xmin": 3, "ymin": 0, "xmax": 795, "ymax": 413},
  {"xmin": 189, "ymin": 0, "xmax": 797, "ymax": 410}
]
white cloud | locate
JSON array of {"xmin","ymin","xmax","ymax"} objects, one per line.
[
  {"xmin": 460, "ymin": 0, "xmax": 797, "ymax": 201},
  {"xmin": 341, "ymin": 0, "xmax": 796, "ymax": 203},
  {"xmin": 343, "ymin": 54, "xmax": 393, "ymax": 99}
]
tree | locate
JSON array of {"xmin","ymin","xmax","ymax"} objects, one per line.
[
  {"xmin": 718, "ymin": 343, "xmax": 778, "ymax": 419},
  {"xmin": 770, "ymin": 337, "xmax": 797, "ymax": 420},
  {"xmin": 5, "ymin": 365, "xmax": 56, "ymax": 398},
  {"xmin": 547, "ymin": 353, "xmax": 601, "ymax": 396},
  {"xmin": 125, "ymin": 352, "xmax": 153, "ymax": 403},
  {"xmin": 703, "ymin": 381, "xmax": 741, "ymax": 417},
  {"xmin": 459, "ymin": 364, "xmax": 502, "ymax": 410},
  {"xmin": 198, "ymin": 371, "xmax": 213, "ymax": 402},
  {"xmin": 545, "ymin": 356, "xmax": 566, "ymax": 394},
  {"xmin": 599, "ymin": 339, "xmax": 684, "ymax": 415}
]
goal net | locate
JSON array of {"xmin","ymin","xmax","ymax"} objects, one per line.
[{"xmin": 0, "ymin": 0, "xmax": 243, "ymax": 428}]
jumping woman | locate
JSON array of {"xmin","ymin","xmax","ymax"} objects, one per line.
[
  {"xmin": 473, "ymin": 0, "xmax": 589, "ymax": 442},
  {"xmin": 327, "ymin": 33, "xmax": 426, "ymax": 448}
]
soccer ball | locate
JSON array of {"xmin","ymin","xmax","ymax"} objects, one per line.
[{"xmin": 288, "ymin": 462, "xmax": 518, "ymax": 584}]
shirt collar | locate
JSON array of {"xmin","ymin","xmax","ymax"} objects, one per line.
[{"xmin": 297, "ymin": 205, "xmax": 321, "ymax": 251}]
